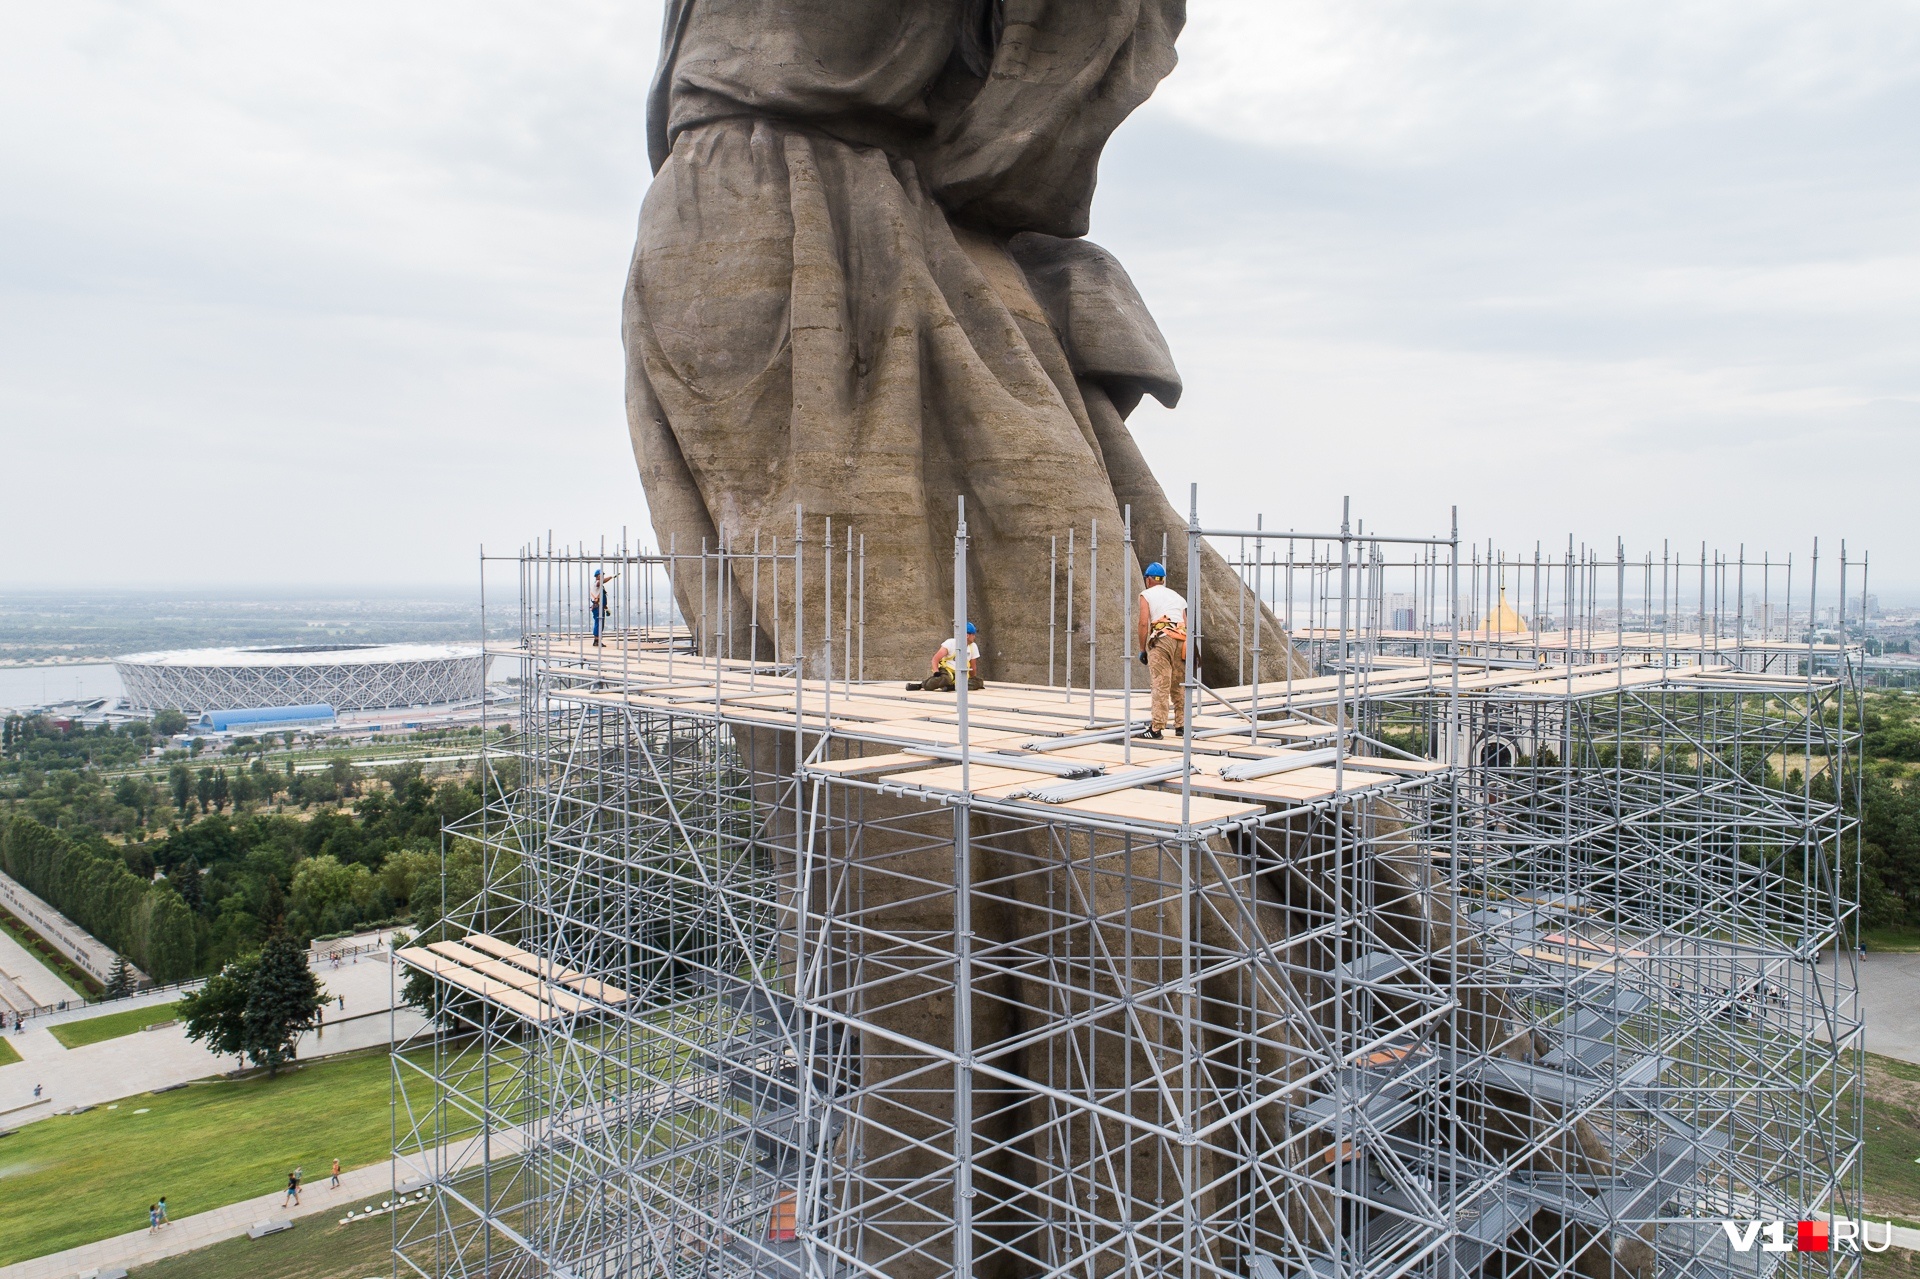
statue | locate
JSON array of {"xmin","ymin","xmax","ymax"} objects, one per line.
[
  {"xmin": 622, "ymin": 0, "xmax": 1293, "ymax": 687},
  {"xmin": 611, "ymin": 10, "xmax": 1529, "ymax": 1278}
]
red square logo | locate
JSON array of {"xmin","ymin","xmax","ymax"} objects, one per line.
[{"xmin": 1796, "ymin": 1221, "xmax": 1829, "ymax": 1252}]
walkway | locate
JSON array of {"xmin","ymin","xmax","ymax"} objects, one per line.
[
  {"xmin": 0, "ymin": 1158, "xmax": 397, "ymax": 1279},
  {"xmin": 0, "ymin": 928, "xmax": 78, "ymax": 1016},
  {"xmin": 1860, "ymin": 949, "xmax": 1920, "ymax": 1066},
  {"xmin": 0, "ymin": 952, "xmax": 426, "ymax": 1125}
]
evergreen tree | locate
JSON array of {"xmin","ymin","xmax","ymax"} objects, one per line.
[
  {"xmin": 243, "ymin": 933, "xmax": 324, "ymax": 1077},
  {"xmin": 179, "ymin": 953, "xmax": 255, "ymax": 1060},
  {"xmin": 170, "ymin": 764, "xmax": 192, "ymax": 814},
  {"xmin": 104, "ymin": 954, "xmax": 133, "ymax": 999},
  {"xmin": 170, "ymin": 855, "xmax": 204, "ymax": 911},
  {"xmin": 212, "ymin": 770, "xmax": 230, "ymax": 812},
  {"xmin": 180, "ymin": 937, "xmax": 324, "ymax": 1077}
]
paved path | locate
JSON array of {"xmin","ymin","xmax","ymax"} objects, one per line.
[
  {"xmin": 0, "ymin": 929, "xmax": 76, "ymax": 1015},
  {"xmin": 1860, "ymin": 949, "xmax": 1920, "ymax": 1066},
  {"xmin": 0, "ymin": 953, "xmax": 426, "ymax": 1125},
  {"xmin": 0, "ymin": 1158, "xmax": 399, "ymax": 1279}
]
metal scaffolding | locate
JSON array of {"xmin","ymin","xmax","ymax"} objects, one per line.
[{"xmin": 390, "ymin": 499, "xmax": 1865, "ymax": 1279}]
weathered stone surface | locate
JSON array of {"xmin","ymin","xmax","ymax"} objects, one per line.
[{"xmin": 624, "ymin": 0, "xmax": 1298, "ymax": 689}]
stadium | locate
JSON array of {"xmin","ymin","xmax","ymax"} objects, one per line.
[{"xmin": 114, "ymin": 643, "xmax": 490, "ymax": 715}]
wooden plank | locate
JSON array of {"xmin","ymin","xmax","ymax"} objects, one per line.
[
  {"xmin": 456, "ymin": 935, "xmax": 585, "ymax": 981},
  {"xmin": 1182, "ymin": 766, "xmax": 1403, "ymax": 805},
  {"xmin": 803, "ymin": 751, "xmax": 942, "ymax": 777},
  {"xmin": 428, "ymin": 941, "xmax": 596, "ymax": 1015},
  {"xmin": 396, "ymin": 948, "xmax": 555, "ymax": 1022},
  {"xmin": 1053, "ymin": 787, "xmax": 1265, "ymax": 827},
  {"xmin": 458, "ymin": 935, "xmax": 630, "ymax": 1004},
  {"xmin": 882, "ymin": 763, "xmax": 1048, "ymax": 796}
]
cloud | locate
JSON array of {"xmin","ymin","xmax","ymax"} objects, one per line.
[
  {"xmin": 0, "ymin": 2, "xmax": 663, "ymax": 587},
  {"xmin": 1, "ymin": 2, "xmax": 1915, "ymax": 597},
  {"xmin": 1091, "ymin": 6, "xmax": 1920, "ymax": 589},
  {"xmin": 1167, "ymin": 1, "xmax": 1920, "ymax": 155}
]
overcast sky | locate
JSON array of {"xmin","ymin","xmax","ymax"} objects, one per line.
[{"xmin": 3, "ymin": 3, "xmax": 1915, "ymax": 597}]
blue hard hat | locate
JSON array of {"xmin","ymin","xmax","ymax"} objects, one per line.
[
  {"xmin": 1144, "ymin": 562, "xmax": 1167, "ymax": 579},
  {"xmin": 966, "ymin": 622, "xmax": 977, "ymax": 634}
]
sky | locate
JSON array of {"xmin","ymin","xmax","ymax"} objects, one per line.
[{"xmin": 2, "ymin": 2, "xmax": 1915, "ymax": 597}]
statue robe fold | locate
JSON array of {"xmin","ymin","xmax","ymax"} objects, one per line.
[{"xmin": 623, "ymin": 0, "xmax": 1293, "ymax": 686}]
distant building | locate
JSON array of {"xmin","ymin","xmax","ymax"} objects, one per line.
[
  {"xmin": 116, "ymin": 643, "xmax": 489, "ymax": 715},
  {"xmin": 195, "ymin": 704, "xmax": 337, "ymax": 733}
]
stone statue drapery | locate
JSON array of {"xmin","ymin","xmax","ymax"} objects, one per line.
[{"xmin": 623, "ymin": 0, "xmax": 1291, "ymax": 687}]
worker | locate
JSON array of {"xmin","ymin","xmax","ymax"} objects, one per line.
[
  {"xmin": 1137, "ymin": 562, "xmax": 1187, "ymax": 738},
  {"xmin": 589, "ymin": 568, "xmax": 619, "ymax": 648},
  {"xmin": 910, "ymin": 623, "xmax": 983, "ymax": 692}
]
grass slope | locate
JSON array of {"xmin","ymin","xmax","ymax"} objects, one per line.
[
  {"xmin": 0, "ymin": 1046, "xmax": 395, "ymax": 1265},
  {"xmin": 1864, "ymin": 1053, "xmax": 1920, "ymax": 1226},
  {"xmin": 1864, "ymin": 925, "xmax": 1920, "ymax": 954},
  {"xmin": 0, "ymin": 1037, "xmax": 19, "ymax": 1066},
  {"xmin": 47, "ymin": 1001, "xmax": 182, "ymax": 1049},
  {"xmin": 129, "ymin": 1208, "xmax": 418, "ymax": 1279}
]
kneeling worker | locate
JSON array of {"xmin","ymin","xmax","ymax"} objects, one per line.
[
  {"xmin": 1137, "ymin": 563, "xmax": 1187, "ymax": 738},
  {"xmin": 911, "ymin": 623, "xmax": 983, "ymax": 692}
]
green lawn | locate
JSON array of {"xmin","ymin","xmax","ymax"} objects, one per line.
[
  {"xmin": 0, "ymin": 1046, "xmax": 398, "ymax": 1265},
  {"xmin": 47, "ymin": 1001, "xmax": 182, "ymax": 1049},
  {"xmin": 129, "ymin": 1207, "xmax": 416, "ymax": 1279},
  {"xmin": 1863, "ymin": 924, "xmax": 1920, "ymax": 953},
  {"xmin": 1863, "ymin": 1052, "xmax": 1920, "ymax": 1229},
  {"xmin": 0, "ymin": 1037, "xmax": 19, "ymax": 1067}
]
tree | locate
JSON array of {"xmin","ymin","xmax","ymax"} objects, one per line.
[
  {"xmin": 169, "ymin": 855, "xmax": 204, "ymax": 910},
  {"xmin": 288, "ymin": 854, "xmax": 381, "ymax": 939},
  {"xmin": 105, "ymin": 954, "xmax": 133, "ymax": 998},
  {"xmin": 179, "ymin": 953, "xmax": 256, "ymax": 1060},
  {"xmin": 151, "ymin": 709, "xmax": 189, "ymax": 737},
  {"xmin": 244, "ymin": 934, "xmax": 325, "ymax": 1077},
  {"xmin": 212, "ymin": 770, "xmax": 230, "ymax": 812},
  {"xmin": 179, "ymin": 935, "xmax": 324, "ymax": 1078},
  {"xmin": 170, "ymin": 763, "xmax": 192, "ymax": 814}
]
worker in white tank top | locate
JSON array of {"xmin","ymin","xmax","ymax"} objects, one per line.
[{"xmin": 1136, "ymin": 563, "xmax": 1187, "ymax": 737}]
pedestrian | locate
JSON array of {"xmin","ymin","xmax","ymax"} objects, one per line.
[
  {"xmin": 283, "ymin": 1169, "xmax": 301, "ymax": 1207},
  {"xmin": 1136, "ymin": 562, "xmax": 1188, "ymax": 738},
  {"xmin": 589, "ymin": 568, "xmax": 620, "ymax": 648},
  {"xmin": 31, "ymin": 1083, "xmax": 41, "ymax": 1099},
  {"xmin": 338, "ymin": 994, "xmax": 345, "ymax": 1011},
  {"xmin": 157, "ymin": 1196, "xmax": 169, "ymax": 1227},
  {"xmin": 148, "ymin": 1204, "xmax": 159, "ymax": 1233},
  {"xmin": 330, "ymin": 1158, "xmax": 341, "ymax": 1189},
  {"xmin": 910, "ymin": 623, "xmax": 982, "ymax": 692}
]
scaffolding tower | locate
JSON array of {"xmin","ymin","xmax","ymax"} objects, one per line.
[{"xmin": 391, "ymin": 499, "xmax": 1865, "ymax": 1279}]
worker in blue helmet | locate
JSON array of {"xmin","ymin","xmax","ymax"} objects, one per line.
[
  {"xmin": 910, "ymin": 621, "xmax": 984, "ymax": 692},
  {"xmin": 1137, "ymin": 562, "xmax": 1187, "ymax": 737}
]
